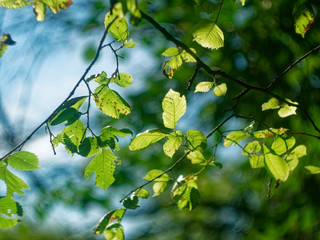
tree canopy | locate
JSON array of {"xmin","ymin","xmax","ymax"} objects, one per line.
[{"xmin": 1, "ymin": 0, "xmax": 320, "ymax": 239}]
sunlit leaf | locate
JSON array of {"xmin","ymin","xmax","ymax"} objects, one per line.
[
  {"xmin": 187, "ymin": 150, "xmax": 205, "ymax": 164},
  {"xmin": 287, "ymin": 158, "xmax": 299, "ymax": 171},
  {"xmin": 0, "ymin": 0, "xmax": 30, "ymax": 8},
  {"xmin": 249, "ymin": 155, "xmax": 265, "ymax": 168},
  {"xmin": 84, "ymin": 149, "xmax": 118, "ymax": 190},
  {"xmin": 124, "ymin": 39, "xmax": 138, "ymax": 48},
  {"xmin": 94, "ymin": 86, "xmax": 131, "ymax": 119},
  {"xmin": 104, "ymin": 11, "xmax": 129, "ymax": 42},
  {"xmin": 33, "ymin": 1, "xmax": 46, "ymax": 21},
  {"xmin": 0, "ymin": 216, "xmax": 18, "ymax": 229},
  {"xmin": 187, "ymin": 130, "xmax": 207, "ymax": 150},
  {"xmin": 162, "ymin": 47, "xmax": 179, "ymax": 57},
  {"xmin": 86, "ymin": 71, "xmax": 108, "ymax": 84},
  {"xmin": 224, "ymin": 131, "xmax": 250, "ymax": 147},
  {"xmin": 79, "ymin": 137, "xmax": 100, "ymax": 157},
  {"xmin": 43, "ymin": 0, "xmax": 73, "ymax": 14},
  {"xmin": 104, "ymin": 223, "xmax": 124, "ymax": 240},
  {"xmin": 193, "ymin": 19, "xmax": 224, "ymax": 50},
  {"xmin": 278, "ymin": 99, "xmax": 298, "ymax": 118},
  {"xmin": 129, "ymin": 129, "xmax": 167, "ymax": 151},
  {"xmin": 286, "ymin": 145, "xmax": 307, "ymax": 160},
  {"xmin": 143, "ymin": 169, "xmax": 170, "ymax": 182},
  {"xmin": 94, "ymin": 209, "xmax": 126, "ymax": 235},
  {"xmin": 163, "ymin": 131, "xmax": 182, "ymax": 158},
  {"xmin": 213, "ymin": 83, "xmax": 227, "ymax": 97},
  {"xmin": 0, "ymin": 163, "xmax": 29, "ymax": 197},
  {"xmin": 162, "ymin": 89, "xmax": 186, "ymax": 129},
  {"xmin": 305, "ymin": 165, "xmax": 320, "ymax": 174},
  {"xmin": 262, "ymin": 98, "xmax": 280, "ymax": 111},
  {"xmin": 194, "ymin": 81, "xmax": 214, "ymax": 93},
  {"xmin": 294, "ymin": 8, "xmax": 314, "ymax": 38},
  {"xmin": 152, "ymin": 181, "xmax": 168, "ymax": 197},
  {"xmin": 243, "ymin": 141, "xmax": 261, "ymax": 155},
  {"xmin": 110, "ymin": 73, "xmax": 133, "ymax": 87},
  {"xmin": 136, "ymin": 188, "xmax": 149, "ymax": 198},
  {"xmin": 7, "ymin": 151, "xmax": 39, "ymax": 171},
  {"xmin": 263, "ymin": 145, "xmax": 289, "ymax": 182}
]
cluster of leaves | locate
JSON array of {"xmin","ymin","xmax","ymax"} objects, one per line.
[{"xmin": 1, "ymin": 0, "xmax": 320, "ymax": 239}]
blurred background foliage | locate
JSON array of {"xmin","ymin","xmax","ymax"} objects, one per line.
[{"xmin": 1, "ymin": 0, "xmax": 320, "ymax": 239}]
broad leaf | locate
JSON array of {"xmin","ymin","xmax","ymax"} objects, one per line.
[
  {"xmin": 0, "ymin": 216, "xmax": 18, "ymax": 229},
  {"xmin": 79, "ymin": 137, "xmax": 100, "ymax": 157},
  {"xmin": 162, "ymin": 89, "xmax": 187, "ymax": 129},
  {"xmin": 294, "ymin": 8, "xmax": 314, "ymax": 38},
  {"xmin": 278, "ymin": 99, "xmax": 298, "ymax": 118},
  {"xmin": 143, "ymin": 169, "xmax": 170, "ymax": 182},
  {"xmin": 84, "ymin": 149, "xmax": 118, "ymax": 190},
  {"xmin": 124, "ymin": 39, "xmax": 138, "ymax": 48},
  {"xmin": 110, "ymin": 73, "xmax": 133, "ymax": 87},
  {"xmin": 104, "ymin": 11, "xmax": 129, "ymax": 42},
  {"xmin": 224, "ymin": 131, "xmax": 250, "ymax": 147},
  {"xmin": 262, "ymin": 98, "xmax": 280, "ymax": 111},
  {"xmin": 152, "ymin": 181, "xmax": 168, "ymax": 197},
  {"xmin": 249, "ymin": 155, "xmax": 265, "ymax": 168},
  {"xmin": 129, "ymin": 129, "xmax": 167, "ymax": 151},
  {"xmin": 94, "ymin": 209, "xmax": 126, "ymax": 235},
  {"xmin": 193, "ymin": 19, "xmax": 224, "ymax": 50},
  {"xmin": 163, "ymin": 131, "xmax": 182, "ymax": 158},
  {"xmin": 213, "ymin": 83, "xmax": 227, "ymax": 97},
  {"xmin": 162, "ymin": 47, "xmax": 179, "ymax": 57},
  {"xmin": 271, "ymin": 136, "xmax": 295, "ymax": 155},
  {"xmin": 123, "ymin": 195, "xmax": 139, "ymax": 209},
  {"xmin": 86, "ymin": 72, "xmax": 108, "ymax": 84},
  {"xmin": 94, "ymin": 86, "xmax": 131, "ymax": 119},
  {"xmin": 33, "ymin": 1, "xmax": 46, "ymax": 21},
  {"xmin": 135, "ymin": 188, "xmax": 149, "ymax": 198},
  {"xmin": 194, "ymin": 81, "xmax": 214, "ymax": 93},
  {"xmin": 104, "ymin": 223, "xmax": 124, "ymax": 240},
  {"xmin": 187, "ymin": 150, "xmax": 205, "ymax": 164},
  {"xmin": 187, "ymin": 130, "xmax": 207, "ymax": 150},
  {"xmin": 243, "ymin": 141, "xmax": 261, "ymax": 155},
  {"xmin": 286, "ymin": 145, "xmax": 307, "ymax": 160},
  {"xmin": 0, "ymin": 164, "xmax": 29, "ymax": 197},
  {"xmin": 263, "ymin": 145, "xmax": 289, "ymax": 182},
  {"xmin": 7, "ymin": 151, "xmax": 39, "ymax": 171},
  {"xmin": 42, "ymin": 0, "xmax": 73, "ymax": 14},
  {"xmin": 0, "ymin": 0, "xmax": 30, "ymax": 8}
]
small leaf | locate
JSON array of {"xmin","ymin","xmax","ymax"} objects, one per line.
[
  {"xmin": 286, "ymin": 145, "xmax": 307, "ymax": 160},
  {"xmin": 110, "ymin": 73, "xmax": 133, "ymax": 87},
  {"xmin": 187, "ymin": 150, "xmax": 205, "ymax": 164},
  {"xmin": 263, "ymin": 145, "xmax": 289, "ymax": 182},
  {"xmin": 104, "ymin": 224, "xmax": 124, "ymax": 240},
  {"xmin": 94, "ymin": 86, "xmax": 131, "ymax": 119},
  {"xmin": 294, "ymin": 8, "xmax": 314, "ymax": 38},
  {"xmin": 86, "ymin": 71, "xmax": 108, "ymax": 84},
  {"xmin": 194, "ymin": 82, "xmax": 214, "ymax": 93},
  {"xmin": 162, "ymin": 89, "xmax": 187, "ymax": 129},
  {"xmin": 243, "ymin": 141, "xmax": 261, "ymax": 155},
  {"xmin": 224, "ymin": 131, "xmax": 250, "ymax": 147},
  {"xmin": 7, "ymin": 151, "xmax": 39, "ymax": 171},
  {"xmin": 0, "ymin": 0, "xmax": 30, "ymax": 8},
  {"xmin": 123, "ymin": 195, "xmax": 139, "ymax": 209},
  {"xmin": 84, "ymin": 149, "xmax": 118, "ymax": 190},
  {"xmin": 305, "ymin": 165, "xmax": 320, "ymax": 174},
  {"xmin": 129, "ymin": 129, "xmax": 167, "ymax": 151},
  {"xmin": 94, "ymin": 209, "xmax": 126, "ymax": 235},
  {"xmin": 213, "ymin": 83, "xmax": 227, "ymax": 97},
  {"xmin": 162, "ymin": 47, "xmax": 179, "ymax": 57},
  {"xmin": 33, "ymin": 1, "xmax": 46, "ymax": 21},
  {"xmin": 193, "ymin": 19, "xmax": 224, "ymax": 50},
  {"xmin": 187, "ymin": 130, "xmax": 207, "ymax": 150},
  {"xmin": 104, "ymin": 10, "xmax": 129, "ymax": 42},
  {"xmin": 143, "ymin": 169, "xmax": 170, "ymax": 182},
  {"xmin": 262, "ymin": 98, "xmax": 280, "ymax": 111},
  {"xmin": 249, "ymin": 155, "xmax": 265, "ymax": 168},
  {"xmin": 278, "ymin": 99, "xmax": 298, "ymax": 118},
  {"xmin": 163, "ymin": 131, "xmax": 182, "ymax": 158},
  {"xmin": 152, "ymin": 181, "xmax": 168, "ymax": 197},
  {"xmin": 136, "ymin": 188, "xmax": 149, "ymax": 198},
  {"xmin": 124, "ymin": 39, "xmax": 138, "ymax": 48}
]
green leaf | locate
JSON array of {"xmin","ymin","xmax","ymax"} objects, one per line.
[
  {"xmin": 104, "ymin": 223, "xmax": 124, "ymax": 240},
  {"xmin": 163, "ymin": 131, "xmax": 182, "ymax": 158},
  {"xmin": 143, "ymin": 169, "xmax": 170, "ymax": 182},
  {"xmin": 7, "ymin": 151, "xmax": 39, "ymax": 171},
  {"xmin": 243, "ymin": 141, "xmax": 261, "ymax": 155},
  {"xmin": 305, "ymin": 165, "xmax": 320, "ymax": 174},
  {"xmin": 135, "ymin": 188, "xmax": 149, "ymax": 198},
  {"xmin": 94, "ymin": 209, "xmax": 126, "ymax": 235},
  {"xmin": 49, "ymin": 108, "xmax": 80, "ymax": 126},
  {"xmin": 0, "ymin": 215, "xmax": 18, "ymax": 229},
  {"xmin": 278, "ymin": 99, "xmax": 298, "ymax": 118},
  {"xmin": 187, "ymin": 130, "xmax": 207, "ymax": 150},
  {"xmin": 162, "ymin": 89, "xmax": 187, "ymax": 129},
  {"xmin": 194, "ymin": 82, "xmax": 214, "ymax": 93},
  {"xmin": 33, "ymin": 1, "xmax": 46, "ymax": 21},
  {"xmin": 86, "ymin": 72, "xmax": 108, "ymax": 84},
  {"xmin": 162, "ymin": 47, "xmax": 179, "ymax": 57},
  {"xmin": 110, "ymin": 73, "xmax": 133, "ymax": 87},
  {"xmin": 104, "ymin": 11, "xmax": 129, "ymax": 42},
  {"xmin": 124, "ymin": 39, "xmax": 138, "ymax": 48},
  {"xmin": 271, "ymin": 136, "xmax": 295, "ymax": 155},
  {"xmin": 193, "ymin": 19, "xmax": 224, "ymax": 50},
  {"xmin": 263, "ymin": 145, "xmax": 289, "ymax": 182},
  {"xmin": 152, "ymin": 181, "xmax": 168, "ymax": 197},
  {"xmin": 213, "ymin": 83, "xmax": 227, "ymax": 97},
  {"xmin": 129, "ymin": 129, "xmax": 167, "ymax": 151},
  {"xmin": 84, "ymin": 149, "xmax": 118, "ymax": 190},
  {"xmin": 123, "ymin": 195, "xmax": 139, "ymax": 209},
  {"xmin": 0, "ymin": 34, "xmax": 15, "ymax": 57},
  {"xmin": 195, "ymin": 0, "xmax": 220, "ymax": 14},
  {"xmin": 187, "ymin": 150, "xmax": 205, "ymax": 164},
  {"xmin": 294, "ymin": 8, "xmax": 314, "ymax": 38},
  {"xmin": 101, "ymin": 126, "xmax": 132, "ymax": 138},
  {"xmin": 162, "ymin": 55, "xmax": 183, "ymax": 79},
  {"xmin": 286, "ymin": 145, "xmax": 307, "ymax": 160},
  {"xmin": 249, "ymin": 155, "xmax": 265, "ymax": 168},
  {"xmin": 0, "ymin": 0, "xmax": 30, "ymax": 8},
  {"xmin": 287, "ymin": 158, "xmax": 299, "ymax": 171},
  {"xmin": 0, "ymin": 163, "xmax": 29, "ymax": 197},
  {"xmin": 79, "ymin": 137, "xmax": 100, "ymax": 157},
  {"xmin": 42, "ymin": 0, "xmax": 73, "ymax": 14},
  {"xmin": 262, "ymin": 98, "xmax": 280, "ymax": 111},
  {"xmin": 94, "ymin": 86, "xmax": 131, "ymax": 119},
  {"xmin": 224, "ymin": 131, "xmax": 250, "ymax": 147}
]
